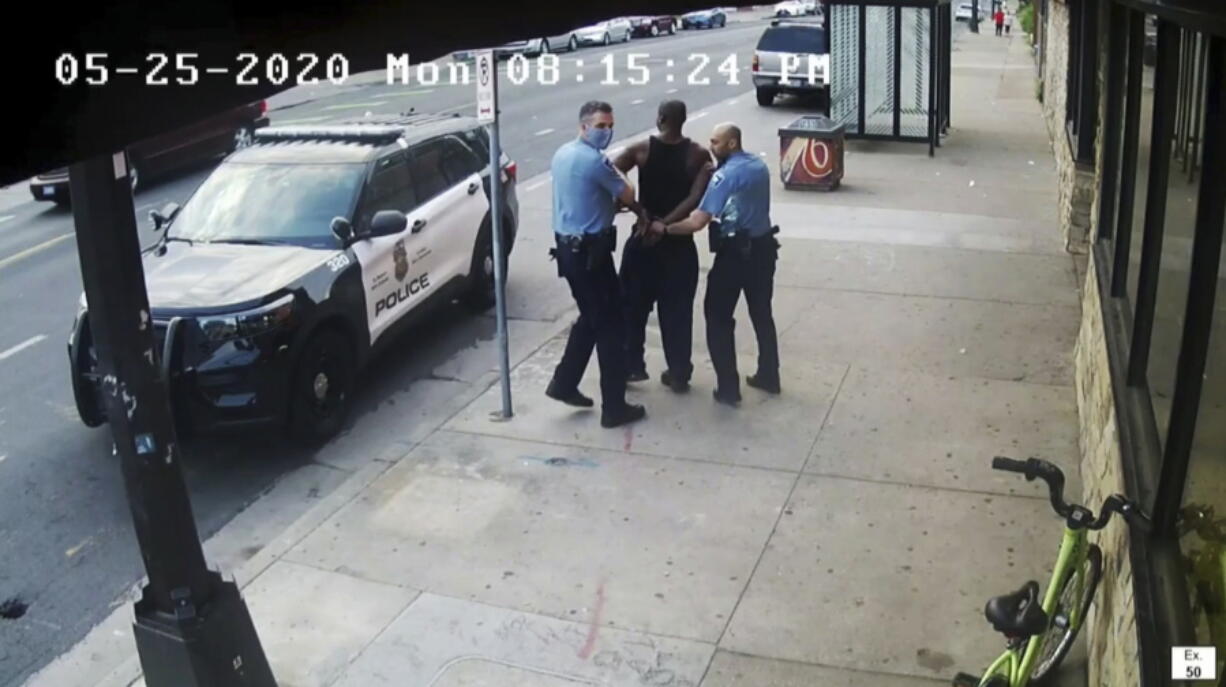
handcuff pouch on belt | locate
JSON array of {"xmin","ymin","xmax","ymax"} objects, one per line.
[
  {"xmin": 709, "ymin": 220, "xmax": 751, "ymax": 259},
  {"xmin": 709, "ymin": 223, "xmax": 781, "ymax": 258},
  {"xmin": 549, "ymin": 226, "xmax": 616, "ymax": 274}
]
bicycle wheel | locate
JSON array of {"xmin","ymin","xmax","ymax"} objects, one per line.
[{"xmin": 1029, "ymin": 544, "xmax": 1103, "ymax": 683}]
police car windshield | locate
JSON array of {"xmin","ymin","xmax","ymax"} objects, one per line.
[{"xmin": 168, "ymin": 162, "xmax": 365, "ymax": 248}]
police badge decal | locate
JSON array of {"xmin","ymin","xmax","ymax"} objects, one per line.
[{"xmin": 393, "ymin": 239, "xmax": 409, "ymax": 281}]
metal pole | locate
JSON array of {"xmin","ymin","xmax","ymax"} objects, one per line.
[
  {"xmin": 487, "ymin": 68, "xmax": 513, "ymax": 419},
  {"xmin": 69, "ymin": 153, "xmax": 275, "ymax": 686}
]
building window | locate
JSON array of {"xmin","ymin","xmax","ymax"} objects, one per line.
[
  {"xmin": 1065, "ymin": 0, "xmax": 1098, "ymax": 163},
  {"xmin": 1091, "ymin": 4, "xmax": 1226, "ymax": 682}
]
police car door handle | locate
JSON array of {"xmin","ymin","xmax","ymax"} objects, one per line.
[
  {"xmin": 467, "ymin": 182, "xmax": 479, "ymax": 195},
  {"xmin": 411, "ymin": 218, "xmax": 427, "ymax": 233}
]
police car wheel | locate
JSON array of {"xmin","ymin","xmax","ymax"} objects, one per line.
[
  {"xmin": 70, "ymin": 316, "xmax": 106, "ymax": 428},
  {"xmin": 287, "ymin": 329, "xmax": 354, "ymax": 442},
  {"xmin": 462, "ymin": 219, "xmax": 507, "ymax": 311},
  {"xmin": 756, "ymin": 88, "xmax": 777, "ymax": 106}
]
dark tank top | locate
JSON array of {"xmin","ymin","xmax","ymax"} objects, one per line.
[{"xmin": 639, "ymin": 136, "xmax": 695, "ymax": 222}]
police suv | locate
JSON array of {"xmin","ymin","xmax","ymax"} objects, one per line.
[{"xmin": 68, "ymin": 113, "xmax": 519, "ymax": 442}]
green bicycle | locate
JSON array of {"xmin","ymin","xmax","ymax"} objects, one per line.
[{"xmin": 953, "ymin": 456, "xmax": 1149, "ymax": 687}]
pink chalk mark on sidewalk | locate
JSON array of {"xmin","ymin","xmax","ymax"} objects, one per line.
[
  {"xmin": 623, "ymin": 426, "xmax": 633, "ymax": 452},
  {"xmin": 578, "ymin": 581, "xmax": 607, "ymax": 659}
]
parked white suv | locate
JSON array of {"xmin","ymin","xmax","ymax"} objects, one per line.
[{"xmin": 753, "ymin": 20, "xmax": 830, "ymax": 109}]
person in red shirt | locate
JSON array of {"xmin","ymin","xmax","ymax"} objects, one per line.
[{"xmin": 994, "ymin": 8, "xmax": 1006, "ymax": 35}]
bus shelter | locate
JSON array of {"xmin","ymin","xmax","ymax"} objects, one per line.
[{"xmin": 825, "ymin": 0, "xmax": 952, "ymax": 155}]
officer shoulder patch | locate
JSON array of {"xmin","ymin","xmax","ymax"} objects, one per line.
[{"xmin": 711, "ymin": 171, "xmax": 726, "ymax": 187}]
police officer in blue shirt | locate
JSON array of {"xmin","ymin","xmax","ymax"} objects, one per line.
[
  {"xmin": 648, "ymin": 123, "xmax": 780, "ymax": 406},
  {"xmin": 545, "ymin": 101, "xmax": 649, "ymax": 428}
]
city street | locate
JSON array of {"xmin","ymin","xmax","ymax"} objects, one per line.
[{"xmin": 0, "ymin": 14, "xmax": 791, "ymax": 686}]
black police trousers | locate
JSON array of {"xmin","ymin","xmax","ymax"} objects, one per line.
[
  {"xmin": 550, "ymin": 236, "xmax": 629, "ymax": 410},
  {"xmin": 704, "ymin": 235, "xmax": 780, "ymax": 396},
  {"xmin": 619, "ymin": 234, "xmax": 700, "ymax": 382}
]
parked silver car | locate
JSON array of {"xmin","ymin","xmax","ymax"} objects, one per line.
[
  {"xmin": 574, "ymin": 18, "xmax": 633, "ymax": 46},
  {"xmin": 451, "ymin": 28, "xmax": 581, "ymax": 62}
]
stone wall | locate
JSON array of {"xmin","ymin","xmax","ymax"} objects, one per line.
[
  {"xmin": 1074, "ymin": 254, "xmax": 1142, "ymax": 687},
  {"xmin": 1059, "ymin": 0, "xmax": 1143, "ymax": 681},
  {"xmin": 1039, "ymin": 0, "xmax": 1096, "ymax": 254}
]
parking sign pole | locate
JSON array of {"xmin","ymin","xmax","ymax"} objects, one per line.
[{"xmin": 477, "ymin": 51, "xmax": 513, "ymax": 419}]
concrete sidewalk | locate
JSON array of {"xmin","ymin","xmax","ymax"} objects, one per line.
[{"xmin": 27, "ymin": 26, "xmax": 1092, "ymax": 687}]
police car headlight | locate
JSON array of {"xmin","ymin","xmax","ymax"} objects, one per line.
[{"xmin": 199, "ymin": 294, "xmax": 294, "ymax": 342}]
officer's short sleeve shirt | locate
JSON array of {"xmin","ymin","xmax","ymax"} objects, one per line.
[
  {"xmin": 698, "ymin": 151, "xmax": 772, "ymax": 237},
  {"xmin": 551, "ymin": 138, "xmax": 627, "ymax": 236}
]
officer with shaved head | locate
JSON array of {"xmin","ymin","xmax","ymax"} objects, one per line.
[{"xmin": 647, "ymin": 122, "xmax": 780, "ymax": 406}]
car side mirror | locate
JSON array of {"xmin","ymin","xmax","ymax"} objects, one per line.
[
  {"xmin": 149, "ymin": 202, "xmax": 181, "ymax": 231},
  {"xmin": 370, "ymin": 210, "xmax": 408, "ymax": 237},
  {"xmin": 331, "ymin": 217, "xmax": 355, "ymax": 245}
]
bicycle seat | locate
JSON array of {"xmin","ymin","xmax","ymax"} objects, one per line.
[{"xmin": 985, "ymin": 581, "xmax": 1049, "ymax": 637}]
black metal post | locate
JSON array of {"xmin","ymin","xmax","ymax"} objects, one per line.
[
  {"xmin": 858, "ymin": 1, "xmax": 867, "ymax": 136},
  {"xmin": 928, "ymin": 5, "xmax": 937, "ymax": 157},
  {"xmin": 69, "ymin": 153, "xmax": 276, "ymax": 687},
  {"xmin": 943, "ymin": 5, "xmax": 952, "ymax": 132},
  {"xmin": 971, "ymin": 0, "xmax": 980, "ymax": 32},
  {"xmin": 1127, "ymin": 19, "xmax": 1181, "ymax": 385}
]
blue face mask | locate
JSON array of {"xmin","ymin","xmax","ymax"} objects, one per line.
[{"xmin": 584, "ymin": 126, "xmax": 613, "ymax": 150}]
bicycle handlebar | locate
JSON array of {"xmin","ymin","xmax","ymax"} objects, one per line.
[
  {"xmin": 992, "ymin": 456, "xmax": 1150, "ymax": 531},
  {"xmin": 992, "ymin": 456, "xmax": 1071, "ymax": 519}
]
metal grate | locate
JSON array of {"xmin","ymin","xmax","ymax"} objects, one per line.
[
  {"xmin": 830, "ymin": 5, "xmax": 860, "ymax": 133},
  {"xmin": 864, "ymin": 6, "xmax": 897, "ymax": 136},
  {"xmin": 899, "ymin": 7, "xmax": 932, "ymax": 138}
]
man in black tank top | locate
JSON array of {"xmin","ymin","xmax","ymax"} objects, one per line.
[{"xmin": 613, "ymin": 101, "xmax": 715, "ymax": 392}]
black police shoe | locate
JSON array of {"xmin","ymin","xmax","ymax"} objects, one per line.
[
  {"xmin": 661, "ymin": 370, "xmax": 690, "ymax": 393},
  {"xmin": 627, "ymin": 369, "xmax": 650, "ymax": 383},
  {"xmin": 746, "ymin": 374, "xmax": 781, "ymax": 395},
  {"xmin": 546, "ymin": 382, "xmax": 594, "ymax": 408},
  {"xmin": 601, "ymin": 403, "xmax": 646, "ymax": 428},
  {"xmin": 712, "ymin": 388, "xmax": 741, "ymax": 407}
]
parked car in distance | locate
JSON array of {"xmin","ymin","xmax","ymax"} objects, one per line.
[
  {"xmin": 775, "ymin": 1, "xmax": 808, "ymax": 17},
  {"xmin": 30, "ymin": 100, "xmax": 269, "ymax": 206},
  {"xmin": 499, "ymin": 28, "xmax": 582, "ymax": 58},
  {"xmin": 753, "ymin": 19, "xmax": 830, "ymax": 109},
  {"xmin": 681, "ymin": 8, "xmax": 727, "ymax": 29},
  {"xmin": 575, "ymin": 18, "xmax": 633, "ymax": 46},
  {"xmin": 955, "ymin": 2, "xmax": 989, "ymax": 21},
  {"xmin": 627, "ymin": 15, "xmax": 677, "ymax": 37}
]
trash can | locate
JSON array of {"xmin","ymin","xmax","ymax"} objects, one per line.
[{"xmin": 778, "ymin": 114, "xmax": 845, "ymax": 191}]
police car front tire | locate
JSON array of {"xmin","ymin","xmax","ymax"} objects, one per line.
[
  {"xmin": 287, "ymin": 329, "xmax": 355, "ymax": 443},
  {"xmin": 462, "ymin": 218, "xmax": 509, "ymax": 312}
]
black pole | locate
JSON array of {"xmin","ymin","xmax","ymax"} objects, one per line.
[
  {"xmin": 69, "ymin": 153, "xmax": 276, "ymax": 687},
  {"xmin": 971, "ymin": 0, "xmax": 980, "ymax": 32},
  {"xmin": 928, "ymin": 6, "xmax": 937, "ymax": 157}
]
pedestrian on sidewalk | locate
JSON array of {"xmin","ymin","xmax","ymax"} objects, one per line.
[
  {"xmin": 648, "ymin": 123, "xmax": 780, "ymax": 406},
  {"xmin": 1004, "ymin": 8, "xmax": 1012, "ymax": 33},
  {"xmin": 994, "ymin": 7, "xmax": 1005, "ymax": 35},
  {"xmin": 545, "ymin": 100, "xmax": 649, "ymax": 428},
  {"xmin": 612, "ymin": 100, "xmax": 715, "ymax": 394}
]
